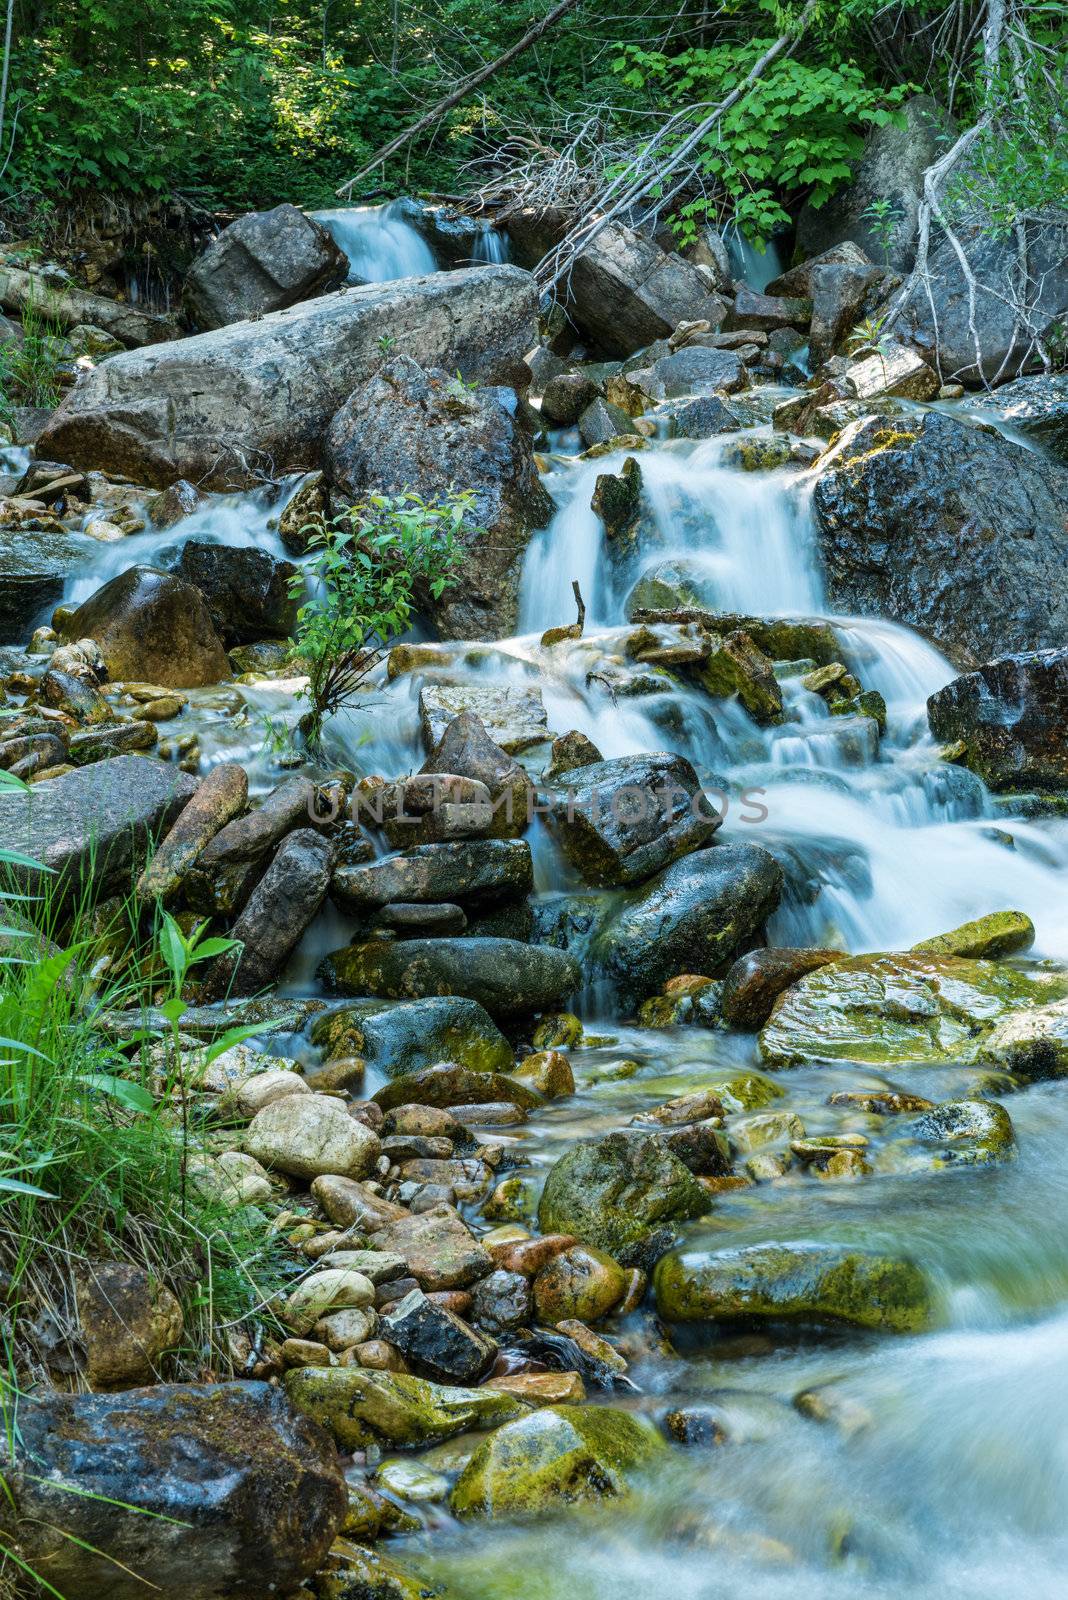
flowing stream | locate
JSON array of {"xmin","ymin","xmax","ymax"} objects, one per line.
[{"xmin": 51, "ymin": 242, "xmax": 1068, "ymax": 1596}]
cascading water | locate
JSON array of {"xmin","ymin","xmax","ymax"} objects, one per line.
[
  {"xmin": 723, "ymin": 222, "xmax": 786, "ymax": 292},
  {"xmin": 311, "ymin": 201, "xmax": 437, "ymax": 282}
]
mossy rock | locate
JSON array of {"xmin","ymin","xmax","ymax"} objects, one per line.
[
  {"xmin": 654, "ymin": 1242, "xmax": 933, "ymax": 1333},
  {"xmin": 311, "ymin": 996, "xmax": 513, "ymax": 1079},
  {"xmin": 450, "ymin": 1404, "xmax": 666, "ymax": 1519},
  {"xmin": 980, "ymin": 997, "xmax": 1068, "ymax": 1079},
  {"xmin": 284, "ymin": 1367, "xmax": 525, "ymax": 1451},
  {"xmin": 705, "ymin": 1072, "xmax": 784, "ymax": 1111},
  {"xmin": 911, "ymin": 911, "xmax": 1035, "ymax": 961},
  {"xmin": 908, "ymin": 1097, "xmax": 1016, "ymax": 1166},
  {"xmin": 759, "ymin": 952, "xmax": 1061, "ymax": 1069},
  {"xmin": 532, "ymin": 1011, "xmax": 583, "ymax": 1049}
]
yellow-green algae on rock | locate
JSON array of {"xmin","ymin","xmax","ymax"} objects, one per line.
[
  {"xmin": 450, "ymin": 1403, "xmax": 666, "ymax": 1518},
  {"xmin": 759, "ymin": 952, "xmax": 1061, "ymax": 1068},
  {"xmin": 284, "ymin": 1366, "xmax": 525, "ymax": 1451},
  {"xmin": 654, "ymin": 1241, "xmax": 933, "ymax": 1333},
  {"xmin": 911, "ymin": 910, "xmax": 1036, "ymax": 960}
]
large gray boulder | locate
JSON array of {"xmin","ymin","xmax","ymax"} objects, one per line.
[
  {"xmin": 795, "ymin": 95, "xmax": 951, "ymax": 273},
  {"xmin": 174, "ymin": 540, "xmax": 300, "ymax": 642},
  {"xmin": 38, "ymin": 265, "xmax": 539, "ymax": 489},
  {"xmin": 63, "ymin": 565, "xmax": 231, "ymax": 687},
  {"xmin": 1, "ymin": 1382, "xmax": 345, "ymax": 1600},
  {"xmin": 927, "ymin": 649, "xmax": 1068, "ymax": 791},
  {"xmin": 812, "ymin": 411, "xmax": 1068, "ymax": 666},
  {"xmin": 0, "ymin": 525, "xmax": 93, "ymax": 641},
  {"xmin": 325, "ymin": 355, "xmax": 553, "ymax": 639},
  {"xmin": 545, "ymin": 752, "xmax": 719, "ymax": 886},
  {"xmin": 320, "ymin": 936, "xmax": 579, "ymax": 1020},
  {"xmin": 968, "ymin": 371, "xmax": 1068, "ymax": 461},
  {"xmin": 185, "ymin": 203, "xmax": 344, "ymax": 329},
  {"xmin": 562, "ymin": 222, "xmax": 728, "ymax": 357}
]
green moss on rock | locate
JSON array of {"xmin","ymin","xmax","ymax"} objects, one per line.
[{"xmin": 283, "ymin": 1367, "xmax": 525, "ymax": 1451}]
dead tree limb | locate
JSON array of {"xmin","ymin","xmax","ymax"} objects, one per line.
[{"xmin": 335, "ymin": 0, "xmax": 587, "ymax": 199}]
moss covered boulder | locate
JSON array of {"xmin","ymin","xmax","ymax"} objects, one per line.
[
  {"xmin": 450, "ymin": 1404, "xmax": 666, "ymax": 1519},
  {"xmin": 911, "ymin": 911, "xmax": 1035, "ymax": 961},
  {"xmin": 654, "ymin": 1242, "xmax": 933, "ymax": 1333},
  {"xmin": 537, "ymin": 1131, "xmax": 709, "ymax": 1269},
  {"xmin": 311, "ymin": 996, "xmax": 513, "ymax": 1080},
  {"xmin": 283, "ymin": 1367, "xmax": 525, "ymax": 1451},
  {"xmin": 981, "ymin": 998, "xmax": 1068, "ymax": 1079},
  {"xmin": 759, "ymin": 952, "xmax": 1059, "ymax": 1068},
  {"xmin": 908, "ymin": 1098, "xmax": 1016, "ymax": 1166}
]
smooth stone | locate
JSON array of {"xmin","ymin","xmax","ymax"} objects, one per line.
[
  {"xmin": 74, "ymin": 1260, "xmax": 183, "ymax": 1390},
  {"xmin": 284, "ymin": 1269, "xmax": 376, "ymax": 1336},
  {"xmin": 245, "ymin": 1094, "xmax": 380, "ymax": 1181},
  {"xmin": 283, "ymin": 1366, "xmax": 524, "ymax": 1450},
  {"xmin": 320, "ymin": 937, "xmax": 579, "ymax": 1021},
  {"xmin": 313, "ymin": 996, "xmax": 513, "ymax": 1079},
  {"xmin": 367, "ymin": 1203, "xmax": 492, "ymax": 1291},
  {"xmin": 909, "ymin": 1097, "xmax": 1016, "ymax": 1166},
  {"xmin": 911, "ymin": 911, "xmax": 1036, "ymax": 960},
  {"xmin": 532, "ymin": 1245, "xmax": 628, "ymax": 1325},
  {"xmin": 721, "ymin": 947, "xmax": 842, "ymax": 1030}
]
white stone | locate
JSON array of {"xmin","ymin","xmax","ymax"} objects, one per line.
[
  {"xmin": 245, "ymin": 1093, "xmax": 380, "ymax": 1180},
  {"xmin": 284, "ymin": 1268, "xmax": 376, "ymax": 1335}
]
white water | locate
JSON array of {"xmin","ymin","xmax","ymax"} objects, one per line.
[
  {"xmin": 723, "ymin": 223, "xmax": 786, "ymax": 291},
  {"xmin": 312, "ymin": 202, "xmax": 437, "ymax": 283}
]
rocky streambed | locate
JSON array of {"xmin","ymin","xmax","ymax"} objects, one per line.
[{"xmin": 3, "ymin": 200, "xmax": 1068, "ymax": 1600}]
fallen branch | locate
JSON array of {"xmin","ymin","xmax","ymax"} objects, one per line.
[{"xmin": 335, "ymin": 0, "xmax": 587, "ymax": 200}]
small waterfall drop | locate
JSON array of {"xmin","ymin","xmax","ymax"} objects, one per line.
[
  {"xmin": 311, "ymin": 201, "xmax": 436, "ymax": 283},
  {"xmin": 723, "ymin": 222, "xmax": 786, "ymax": 291}
]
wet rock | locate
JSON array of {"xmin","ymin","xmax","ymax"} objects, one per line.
[
  {"xmin": 196, "ymin": 774, "xmax": 316, "ymax": 866},
  {"xmin": 590, "ymin": 842, "xmax": 784, "ymax": 1003},
  {"xmin": 843, "ymin": 344, "xmax": 938, "ymax": 402},
  {"xmin": 74, "ymin": 1260, "xmax": 183, "ymax": 1389},
  {"xmin": 636, "ymin": 345, "xmax": 747, "ymax": 398},
  {"xmin": 419, "ymin": 684, "xmax": 548, "ymax": 755},
  {"xmin": 513, "ymin": 1049, "xmax": 574, "ymax": 1098},
  {"xmin": 278, "ymin": 470, "xmax": 329, "ymax": 554},
  {"xmin": 538, "ymin": 1131, "xmax": 708, "ymax": 1270},
  {"xmin": 206, "ymin": 828, "xmax": 332, "ymax": 996},
  {"xmin": 655, "ymin": 1242, "xmax": 933, "ymax": 1333},
  {"xmin": 0, "ymin": 525, "xmax": 99, "ymax": 642},
  {"xmin": 469, "ymin": 1270, "xmax": 532, "ymax": 1334},
  {"xmin": 759, "ymin": 952, "xmax": 1057, "ymax": 1068},
  {"xmin": 0, "ymin": 755, "xmax": 196, "ymax": 903},
  {"xmin": 4, "ymin": 1382, "xmax": 345, "ymax": 1599},
  {"xmin": 284, "ymin": 1366, "xmax": 523, "ymax": 1451},
  {"xmin": 912, "ymin": 910, "xmax": 1035, "ymax": 960},
  {"xmin": 327, "ymin": 356, "xmax": 553, "ymax": 640},
  {"xmin": 532, "ymin": 1244, "xmax": 628, "ymax": 1324},
  {"xmin": 320, "ymin": 936, "xmax": 579, "ymax": 1020},
  {"xmin": 545, "ymin": 729, "xmax": 603, "ymax": 779},
  {"xmin": 695, "ymin": 629, "xmax": 783, "ymax": 722},
  {"xmin": 185, "ymin": 203, "xmax": 343, "ymax": 329},
  {"xmin": 314, "ymin": 996, "xmax": 512, "ymax": 1080},
  {"xmin": 331, "ymin": 838, "xmax": 532, "ymax": 911},
  {"xmin": 149, "ymin": 478, "xmax": 205, "ymax": 528},
  {"xmin": 909, "ymin": 1097, "xmax": 1016, "ymax": 1165},
  {"xmin": 174, "ymin": 540, "xmax": 300, "ymax": 642},
  {"xmin": 544, "ymin": 752, "xmax": 719, "ymax": 887},
  {"xmin": 671, "ymin": 394, "xmax": 742, "ymax": 439},
  {"xmin": 381, "ymin": 1288, "xmax": 497, "ymax": 1383},
  {"xmin": 726, "ymin": 289, "xmax": 810, "ymax": 333},
  {"xmin": 811, "ymin": 413, "xmax": 1068, "ymax": 665},
  {"xmin": 981, "ymin": 998, "xmax": 1068, "ymax": 1080},
  {"xmin": 450, "ymin": 1403, "xmax": 666, "ymax": 1517},
  {"xmin": 367, "ymin": 1203, "xmax": 492, "ymax": 1291},
  {"xmin": 968, "ymin": 371, "xmax": 1068, "ymax": 462},
  {"xmin": 578, "ymin": 395, "xmax": 633, "ymax": 448},
  {"xmin": 245, "ymin": 1093, "xmax": 380, "ymax": 1181},
  {"xmin": 721, "ymin": 947, "xmax": 842, "ymax": 1030},
  {"xmin": 927, "ymin": 649, "xmax": 1068, "ymax": 789},
  {"xmin": 284, "ymin": 1269, "xmax": 376, "ymax": 1336},
  {"xmin": 135, "ymin": 761, "xmax": 248, "ymax": 904},
  {"xmin": 560, "ymin": 221, "xmax": 728, "ymax": 357},
  {"xmin": 540, "ymin": 372, "xmax": 600, "ymax": 424},
  {"xmin": 663, "ymin": 1121, "xmax": 732, "ymax": 1177},
  {"xmin": 67, "ymin": 719, "xmax": 157, "ymax": 763},
  {"xmin": 64, "ymin": 566, "xmax": 230, "ymax": 688},
  {"xmin": 485, "ymin": 1371, "xmax": 585, "ymax": 1406},
  {"xmin": 39, "ymin": 666, "xmax": 110, "ymax": 723},
  {"xmin": 373, "ymin": 1064, "xmax": 538, "ymax": 1113},
  {"xmin": 420, "ymin": 710, "xmax": 534, "ymax": 839},
  {"xmin": 730, "ymin": 1110, "xmax": 805, "ymax": 1153}
]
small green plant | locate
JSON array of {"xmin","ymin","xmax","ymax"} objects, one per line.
[
  {"xmin": 0, "ymin": 294, "xmax": 66, "ymax": 427},
  {"xmin": 860, "ymin": 198, "xmax": 904, "ymax": 264},
  {"xmin": 446, "ymin": 370, "xmax": 480, "ymax": 397},
  {"xmin": 377, "ymin": 332, "xmax": 396, "ymax": 355},
  {"xmin": 847, "ymin": 312, "xmax": 891, "ymax": 357},
  {"xmin": 288, "ymin": 489, "xmax": 470, "ymax": 748}
]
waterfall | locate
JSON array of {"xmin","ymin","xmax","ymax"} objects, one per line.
[{"xmin": 310, "ymin": 201, "xmax": 436, "ymax": 283}]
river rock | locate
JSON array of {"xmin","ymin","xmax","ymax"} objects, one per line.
[
  {"xmin": 149, "ymin": 478, "xmax": 205, "ymax": 528},
  {"xmin": 419, "ymin": 685, "xmax": 548, "ymax": 756},
  {"xmin": 284, "ymin": 1269, "xmax": 376, "ymax": 1335},
  {"xmin": 73, "ymin": 1260, "xmax": 183, "ymax": 1389},
  {"xmin": 195, "ymin": 774, "xmax": 316, "ymax": 866},
  {"xmin": 2, "ymin": 1382, "xmax": 345, "ymax": 1599},
  {"xmin": 635, "ymin": 345, "xmax": 746, "ymax": 398},
  {"xmin": 531, "ymin": 1243, "xmax": 628, "ymax": 1324},
  {"xmin": 313, "ymin": 996, "xmax": 512, "ymax": 1079},
  {"xmin": 39, "ymin": 265, "xmax": 538, "ymax": 489},
  {"xmin": 981, "ymin": 998, "xmax": 1068, "ymax": 1079},
  {"xmin": 420, "ymin": 710, "xmax": 534, "ymax": 838},
  {"xmin": 540, "ymin": 371, "xmax": 601, "ymax": 424},
  {"xmin": 469, "ymin": 1269, "xmax": 532, "ymax": 1334},
  {"xmin": 560, "ymin": 221, "xmax": 728, "ymax": 357},
  {"xmin": 320, "ymin": 937, "xmax": 579, "ymax": 1020},
  {"xmin": 284, "ymin": 1366, "xmax": 523, "ymax": 1451},
  {"xmin": 63, "ymin": 565, "xmax": 231, "ymax": 687},
  {"xmin": 368, "ymin": 1204, "xmax": 492, "ymax": 1291},
  {"xmin": 326, "ymin": 355, "xmax": 553, "ymax": 639},
  {"xmin": 245, "ymin": 1093, "xmax": 380, "ymax": 1180},
  {"xmin": 726, "ymin": 289, "xmax": 810, "ymax": 333},
  {"xmin": 912, "ymin": 910, "xmax": 1035, "ymax": 959},
  {"xmin": 811, "ymin": 412, "xmax": 1068, "ymax": 665},
  {"xmin": 721, "ymin": 947, "xmax": 842, "ymax": 1030},
  {"xmin": 174, "ymin": 540, "xmax": 300, "ymax": 642},
  {"xmin": 927, "ymin": 649, "xmax": 1068, "ymax": 789},
  {"xmin": 695, "ymin": 628, "xmax": 783, "ymax": 721},
  {"xmin": 766, "ymin": 246, "xmax": 895, "ymax": 366},
  {"xmin": 0, "ymin": 525, "xmax": 97, "ymax": 642},
  {"xmin": 654, "ymin": 1242, "xmax": 933, "ymax": 1332},
  {"xmin": 759, "ymin": 952, "xmax": 1057, "ymax": 1068},
  {"xmin": 544, "ymin": 752, "xmax": 719, "ymax": 887},
  {"xmin": 968, "ymin": 370, "xmax": 1068, "ymax": 461},
  {"xmin": 671, "ymin": 393, "xmax": 742, "ymax": 439},
  {"xmin": 135, "ymin": 761, "xmax": 248, "ymax": 904},
  {"xmin": 0, "ymin": 755, "xmax": 195, "ymax": 902},
  {"xmin": 589, "ymin": 842, "xmax": 784, "ymax": 1003},
  {"xmin": 331, "ymin": 839, "xmax": 532, "ymax": 912},
  {"xmin": 205, "ymin": 828, "xmax": 332, "ymax": 996},
  {"xmin": 538, "ymin": 1131, "xmax": 708, "ymax": 1269},
  {"xmin": 381, "ymin": 1288, "xmax": 497, "ymax": 1384},
  {"xmin": 909, "ymin": 1098, "xmax": 1016, "ymax": 1165},
  {"xmin": 185, "ymin": 203, "xmax": 343, "ymax": 329},
  {"xmin": 450, "ymin": 1403, "xmax": 666, "ymax": 1517},
  {"xmin": 373, "ymin": 1064, "xmax": 539, "ymax": 1113}
]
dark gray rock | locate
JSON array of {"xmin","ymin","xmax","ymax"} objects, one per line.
[
  {"xmin": 725, "ymin": 289, "xmax": 810, "ymax": 333},
  {"xmin": 311, "ymin": 995, "xmax": 513, "ymax": 1079},
  {"xmin": 196, "ymin": 775, "xmax": 315, "ymax": 867},
  {"xmin": 320, "ymin": 936, "xmax": 580, "ymax": 1020},
  {"xmin": 1, "ymin": 1381, "xmax": 345, "ymax": 1600},
  {"xmin": 0, "ymin": 755, "xmax": 195, "ymax": 903},
  {"xmin": 968, "ymin": 371, "xmax": 1068, "ymax": 461},
  {"xmin": 578, "ymin": 396, "xmax": 633, "ymax": 447},
  {"xmin": 325, "ymin": 354, "xmax": 553, "ymax": 640},
  {"xmin": 382, "ymin": 1288, "xmax": 497, "ymax": 1384},
  {"xmin": 545, "ymin": 752, "xmax": 719, "ymax": 887},
  {"xmin": 64, "ymin": 565, "xmax": 231, "ymax": 688},
  {"xmin": 563, "ymin": 221, "xmax": 729, "ymax": 357},
  {"xmin": 469, "ymin": 1269, "xmax": 532, "ymax": 1334},
  {"xmin": 0, "ymin": 526, "xmax": 94, "ymax": 642},
  {"xmin": 331, "ymin": 839, "xmax": 532, "ymax": 912},
  {"xmin": 927, "ymin": 649, "xmax": 1068, "ymax": 791},
  {"xmin": 590, "ymin": 842, "xmax": 784, "ymax": 1003},
  {"xmin": 671, "ymin": 394, "xmax": 741, "ymax": 440},
  {"xmin": 767, "ymin": 248, "xmax": 895, "ymax": 366},
  {"xmin": 420, "ymin": 711, "xmax": 534, "ymax": 838},
  {"xmin": 540, "ymin": 372, "xmax": 600, "ymax": 425},
  {"xmin": 641, "ymin": 345, "xmax": 746, "ymax": 398},
  {"xmin": 205, "ymin": 828, "xmax": 333, "ymax": 997},
  {"xmin": 185, "ymin": 203, "xmax": 344, "ymax": 330},
  {"xmin": 174, "ymin": 540, "xmax": 299, "ymax": 642},
  {"xmin": 812, "ymin": 411, "xmax": 1068, "ymax": 667}
]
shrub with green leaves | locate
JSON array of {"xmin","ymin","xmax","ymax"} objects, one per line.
[{"xmin": 288, "ymin": 489, "xmax": 470, "ymax": 749}]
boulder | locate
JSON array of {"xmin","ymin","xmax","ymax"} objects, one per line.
[
  {"xmin": 366, "ymin": 1204, "xmax": 492, "ymax": 1291},
  {"xmin": 136, "ymin": 762, "xmax": 248, "ymax": 905},
  {"xmin": 632, "ymin": 345, "xmax": 746, "ymax": 398},
  {"xmin": 284, "ymin": 1367, "xmax": 522, "ymax": 1452},
  {"xmin": 204, "ymin": 829, "xmax": 333, "ymax": 996},
  {"xmin": 63, "ymin": 566, "xmax": 231, "ymax": 687},
  {"xmin": 185, "ymin": 204, "xmax": 344, "ymax": 329},
  {"xmin": 912, "ymin": 910, "xmax": 1035, "ymax": 959},
  {"xmin": 74, "ymin": 1261, "xmax": 183, "ymax": 1389},
  {"xmin": 695, "ymin": 629, "xmax": 783, "ymax": 722},
  {"xmin": 381, "ymin": 1288, "xmax": 497, "ymax": 1384},
  {"xmin": 759, "ymin": 952, "xmax": 1058, "ymax": 1068},
  {"xmin": 320, "ymin": 937, "xmax": 579, "ymax": 1020},
  {"xmin": 671, "ymin": 394, "xmax": 742, "ymax": 439},
  {"xmin": 314, "ymin": 996, "xmax": 511, "ymax": 1079},
  {"xmin": 174, "ymin": 540, "xmax": 300, "ymax": 642},
  {"xmin": 909, "ymin": 1098, "xmax": 1016, "ymax": 1166},
  {"xmin": 331, "ymin": 839, "xmax": 532, "ymax": 911},
  {"xmin": 420, "ymin": 710, "xmax": 533, "ymax": 838},
  {"xmin": 544, "ymin": 752, "xmax": 718, "ymax": 886},
  {"xmin": 811, "ymin": 412, "xmax": 1068, "ymax": 666},
  {"xmin": 149, "ymin": 478, "xmax": 206, "ymax": 528},
  {"xmin": 0, "ymin": 755, "xmax": 195, "ymax": 903},
  {"xmin": 589, "ymin": 842, "xmax": 783, "ymax": 1003},
  {"xmin": 725, "ymin": 289, "xmax": 810, "ymax": 333},
  {"xmin": 531, "ymin": 1244, "xmax": 628, "ymax": 1324},
  {"xmin": 0, "ymin": 526, "xmax": 94, "ymax": 642},
  {"xmin": 450, "ymin": 1404, "xmax": 666, "ymax": 1517},
  {"xmin": 38, "ymin": 265, "xmax": 538, "ymax": 490},
  {"xmin": 981, "ymin": 999, "xmax": 1068, "ymax": 1079},
  {"xmin": 245, "ymin": 1093, "xmax": 380, "ymax": 1180},
  {"xmin": 926, "ymin": 649, "xmax": 1068, "ymax": 789},
  {"xmin": 561, "ymin": 222, "xmax": 728, "ymax": 357},
  {"xmin": 2, "ymin": 1382, "xmax": 345, "ymax": 1599},
  {"xmin": 538, "ymin": 1131, "xmax": 708, "ymax": 1269},
  {"xmin": 968, "ymin": 370, "xmax": 1068, "ymax": 461},
  {"xmin": 654, "ymin": 1242, "xmax": 933, "ymax": 1333},
  {"xmin": 195, "ymin": 774, "xmax": 315, "ymax": 867},
  {"xmin": 418, "ymin": 688, "xmax": 548, "ymax": 758},
  {"xmin": 892, "ymin": 205, "xmax": 1068, "ymax": 385},
  {"xmin": 721, "ymin": 947, "xmax": 842, "ymax": 1030},
  {"xmin": 372, "ymin": 1064, "xmax": 539, "ymax": 1113},
  {"xmin": 795, "ymin": 95, "xmax": 952, "ymax": 272},
  {"xmin": 540, "ymin": 372, "xmax": 601, "ymax": 425},
  {"xmin": 325, "ymin": 355, "xmax": 553, "ymax": 639}
]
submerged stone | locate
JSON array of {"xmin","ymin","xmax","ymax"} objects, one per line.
[
  {"xmin": 908, "ymin": 1098, "xmax": 1016, "ymax": 1165},
  {"xmin": 981, "ymin": 998, "xmax": 1068, "ymax": 1079}
]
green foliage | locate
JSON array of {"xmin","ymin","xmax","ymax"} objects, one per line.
[
  {"xmin": 289, "ymin": 489, "xmax": 469, "ymax": 747},
  {"xmin": 0, "ymin": 295, "xmax": 65, "ymax": 426},
  {"xmin": 860, "ymin": 197, "xmax": 903, "ymax": 263}
]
